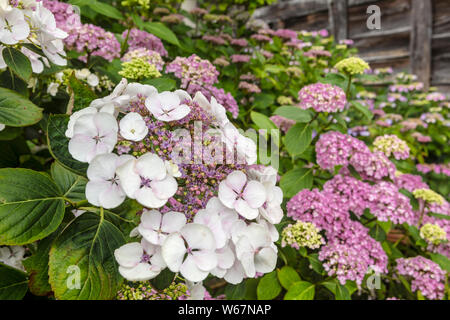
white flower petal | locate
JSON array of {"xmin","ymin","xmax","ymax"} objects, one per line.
[
  {"xmin": 114, "ymin": 242, "xmax": 143, "ymax": 268},
  {"xmin": 254, "ymin": 247, "xmax": 277, "ymax": 274},
  {"xmin": 218, "ymin": 182, "xmax": 237, "ymax": 209},
  {"xmin": 161, "ymin": 211, "xmax": 186, "ymax": 233},
  {"xmin": 243, "ymin": 181, "xmax": 266, "ymax": 208},
  {"xmin": 140, "ymin": 210, "xmax": 162, "ymax": 230},
  {"xmin": 119, "ymin": 263, "xmax": 160, "ymax": 281},
  {"xmin": 115, "ymin": 158, "xmax": 140, "ymax": 199},
  {"xmin": 181, "ymin": 224, "xmax": 216, "ymax": 251},
  {"xmin": 246, "ymin": 223, "xmax": 271, "ymax": 249},
  {"xmin": 98, "ymin": 183, "xmax": 126, "ymax": 209},
  {"xmin": 87, "ymin": 153, "xmax": 118, "ymax": 181},
  {"xmin": 226, "ymin": 170, "xmax": 247, "ymax": 193},
  {"xmin": 135, "ymin": 187, "xmax": 168, "ymax": 208},
  {"xmin": 151, "ymin": 175, "xmax": 177, "ymax": 200},
  {"xmin": 136, "ymin": 153, "xmax": 166, "ymax": 181},
  {"xmin": 234, "ymin": 199, "xmax": 259, "ymax": 220},
  {"xmin": 180, "ymin": 255, "xmax": 209, "ymax": 282},
  {"xmin": 216, "ymin": 245, "xmax": 235, "ymax": 269},
  {"xmin": 224, "ymin": 260, "xmax": 246, "ymax": 284},
  {"xmin": 161, "ymin": 232, "xmax": 186, "ymax": 272},
  {"xmin": 192, "ymin": 250, "xmax": 218, "ymax": 272}
]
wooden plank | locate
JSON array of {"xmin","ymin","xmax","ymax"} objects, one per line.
[
  {"xmin": 432, "ymin": 32, "xmax": 450, "ymax": 40},
  {"xmin": 352, "ymin": 26, "xmax": 411, "ymax": 39},
  {"xmin": 253, "ymin": 0, "xmax": 329, "ymax": 23},
  {"xmin": 348, "ymin": 0, "xmax": 411, "ymax": 38},
  {"xmin": 433, "ymin": 0, "xmax": 450, "ymax": 34},
  {"xmin": 410, "ymin": 0, "xmax": 433, "ymax": 90},
  {"xmin": 252, "ymin": 0, "xmax": 374, "ymax": 23},
  {"xmin": 360, "ymin": 52, "xmax": 410, "ymax": 63},
  {"xmin": 328, "ymin": 0, "xmax": 348, "ymax": 41}
]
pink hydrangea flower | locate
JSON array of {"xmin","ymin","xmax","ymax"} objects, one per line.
[{"xmin": 298, "ymin": 83, "xmax": 347, "ymax": 113}]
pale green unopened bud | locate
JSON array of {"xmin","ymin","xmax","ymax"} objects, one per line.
[
  {"xmin": 335, "ymin": 57, "xmax": 370, "ymax": 75},
  {"xmin": 413, "ymin": 188, "xmax": 444, "ymax": 205},
  {"xmin": 281, "ymin": 221, "xmax": 324, "ymax": 250},
  {"xmin": 119, "ymin": 58, "xmax": 161, "ymax": 80},
  {"xmin": 420, "ymin": 223, "xmax": 447, "ymax": 245}
]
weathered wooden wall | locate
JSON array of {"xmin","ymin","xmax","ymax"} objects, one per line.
[{"xmin": 253, "ymin": 0, "xmax": 450, "ymax": 95}]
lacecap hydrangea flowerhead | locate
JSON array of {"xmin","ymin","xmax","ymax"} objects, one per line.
[{"xmin": 65, "ymin": 79, "xmax": 283, "ymax": 285}]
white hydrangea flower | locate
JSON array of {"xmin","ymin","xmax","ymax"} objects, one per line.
[
  {"xmin": 145, "ymin": 91, "xmax": 191, "ymax": 122},
  {"xmin": 185, "ymin": 281, "xmax": 207, "ymax": 300},
  {"xmin": 124, "ymin": 82, "xmax": 158, "ymax": 98},
  {"xmin": 89, "ymin": 78, "xmax": 130, "ymax": 114},
  {"xmin": 85, "ymin": 153, "xmax": 134, "ymax": 209},
  {"xmin": 248, "ymin": 165, "xmax": 278, "ymax": 185},
  {"xmin": 0, "ymin": 6, "xmax": 30, "ymax": 45},
  {"xmin": 221, "ymin": 122, "xmax": 257, "ymax": 165},
  {"xmin": 30, "ymin": 4, "xmax": 67, "ymax": 66},
  {"xmin": 194, "ymin": 197, "xmax": 238, "ymax": 249},
  {"xmin": 193, "ymin": 91, "xmax": 229, "ymax": 127},
  {"xmin": 74, "ymin": 68, "xmax": 91, "ymax": 80},
  {"xmin": 138, "ymin": 210, "xmax": 186, "ymax": 245},
  {"xmin": 0, "ymin": 123, "xmax": 5, "ymax": 132},
  {"xmin": 116, "ymin": 153, "xmax": 178, "ymax": 208},
  {"xmin": 162, "ymin": 223, "xmax": 218, "ymax": 282},
  {"xmin": 114, "ymin": 239, "xmax": 165, "ymax": 282},
  {"xmin": 259, "ymin": 183, "xmax": 283, "ymax": 224},
  {"xmin": 218, "ymin": 170, "xmax": 266, "ymax": 220},
  {"xmin": 89, "ymin": 79, "xmax": 157, "ymax": 115},
  {"xmin": 232, "ymin": 222, "xmax": 277, "ymax": 278},
  {"xmin": 164, "ymin": 160, "xmax": 182, "ymax": 178},
  {"xmin": 119, "ymin": 112, "xmax": 148, "ymax": 141},
  {"xmin": 68, "ymin": 112, "xmax": 118, "ymax": 163}
]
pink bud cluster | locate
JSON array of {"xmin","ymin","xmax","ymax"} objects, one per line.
[
  {"xmin": 417, "ymin": 163, "xmax": 450, "ymax": 176},
  {"xmin": 298, "ymin": 83, "xmax": 347, "ymax": 113},
  {"xmin": 64, "ymin": 24, "xmax": 121, "ymax": 62},
  {"xmin": 287, "ymin": 188, "xmax": 388, "ymax": 285},
  {"xmin": 315, "ymin": 131, "xmax": 369, "ymax": 170},
  {"xmin": 123, "ymin": 28, "xmax": 168, "ymax": 57},
  {"xmin": 166, "ymin": 54, "xmax": 219, "ymax": 88},
  {"xmin": 43, "ymin": 0, "xmax": 120, "ymax": 62},
  {"xmin": 396, "ymin": 256, "xmax": 446, "ymax": 300}
]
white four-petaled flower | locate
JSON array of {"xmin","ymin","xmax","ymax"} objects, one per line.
[
  {"xmin": 138, "ymin": 210, "xmax": 186, "ymax": 245},
  {"xmin": 0, "ymin": 6, "xmax": 30, "ymax": 45},
  {"xmin": 68, "ymin": 112, "xmax": 118, "ymax": 163},
  {"xmin": 218, "ymin": 170, "xmax": 266, "ymax": 220},
  {"xmin": 116, "ymin": 153, "xmax": 178, "ymax": 208},
  {"xmin": 114, "ymin": 240, "xmax": 165, "ymax": 282},
  {"xmin": 162, "ymin": 223, "xmax": 218, "ymax": 282},
  {"xmin": 233, "ymin": 222, "xmax": 277, "ymax": 278},
  {"xmin": 85, "ymin": 153, "xmax": 134, "ymax": 209},
  {"xmin": 145, "ymin": 90, "xmax": 191, "ymax": 122}
]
